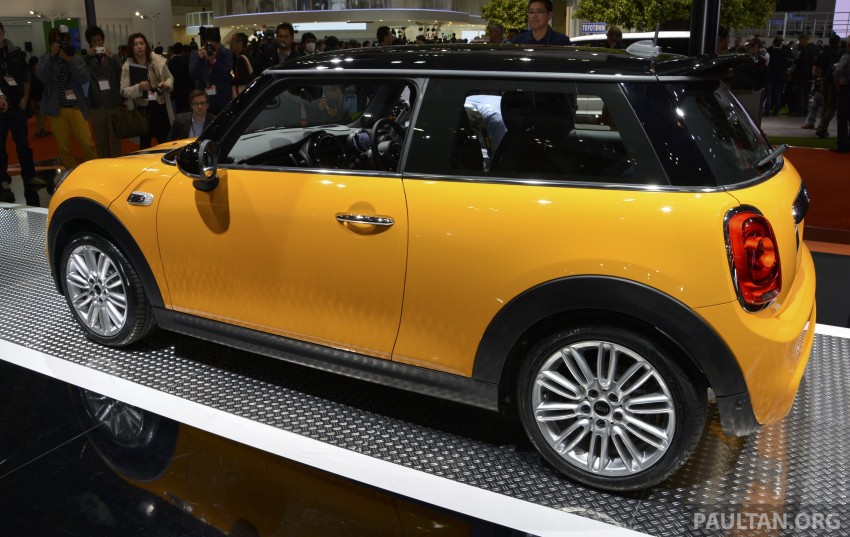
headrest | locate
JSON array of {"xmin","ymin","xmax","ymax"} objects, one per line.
[{"xmin": 500, "ymin": 91, "xmax": 535, "ymax": 132}]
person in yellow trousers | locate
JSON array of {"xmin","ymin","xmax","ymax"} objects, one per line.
[{"xmin": 36, "ymin": 25, "xmax": 97, "ymax": 170}]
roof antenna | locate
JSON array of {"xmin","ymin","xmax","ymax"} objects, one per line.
[{"xmin": 626, "ymin": 24, "xmax": 663, "ymax": 57}]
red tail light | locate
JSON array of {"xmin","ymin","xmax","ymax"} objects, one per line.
[{"xmin": 726, "ymin": 209, "xmax": 781, "ymax": 311}]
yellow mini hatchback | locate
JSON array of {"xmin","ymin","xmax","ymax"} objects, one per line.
[{"xmin": 47, "ymin": 45, "xmax": 816, "ymax": 492}]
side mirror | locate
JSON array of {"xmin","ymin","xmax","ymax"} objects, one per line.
[{"xmin": 177, "ymin": 139, "xmax": 220, "ymax": 191}]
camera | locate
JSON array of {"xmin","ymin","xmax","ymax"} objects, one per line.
[
  {"xmin": 57, "ymin": 25, "xmax": 75, "ymax": 57},
  {"xmin": 58, "ymin": 40, "xmax": 75, "ymax": 57},
  {"xmin": 95, "ymin": 47, "xmax": 105, "ymax": 55},
  {"xmin": 205, "ymin": 43, "xmax": 215, "ymax": 56}
]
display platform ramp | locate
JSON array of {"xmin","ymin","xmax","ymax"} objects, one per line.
[{"xmin": 1, "ymin": 206, "xmax": 848, "ymax": 536}]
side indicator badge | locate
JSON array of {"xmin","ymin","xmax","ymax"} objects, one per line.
[{"xmin": 127, "ymin": 192, "xmax": 155, "ymax": 206}]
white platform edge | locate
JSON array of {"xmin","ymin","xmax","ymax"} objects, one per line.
[
  {"xmin": 0, "ymin": 338, "xmax": 650, "ymax": 537},
  {"xmin": 813, "ymin": 323, "xmax": 850, "ymax": 338}
]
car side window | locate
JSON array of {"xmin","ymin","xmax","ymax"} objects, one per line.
[
  {"xmin": 222, "ymin": 79, "xmax": 415, "ymax": 172},
  {"xmin": 406, "ymin": 79, "xmax": 665, "ymax": 185}
]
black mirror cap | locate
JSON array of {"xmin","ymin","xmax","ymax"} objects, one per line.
[
  {"xmin": 178, "ymin": 139, "xmax": 220, "ymax": 191},
  {"xmin": 195, "ymin": 140, "xmax": 220, "ymax": 191},
  {"xmin": 177, "ymin": 140, "xmax": 202, "ymax": 179}
]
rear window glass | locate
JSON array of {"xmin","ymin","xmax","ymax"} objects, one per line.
[{"xmin": 624, "ymin": 80, "xmax": 775, "ymax": 187}]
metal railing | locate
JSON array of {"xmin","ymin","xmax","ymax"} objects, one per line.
[
  {"xmin": 211, "ymin": 0, "xmax": 483, "ymax": 16},
  {"xmin": 737, "ymin": 11, "xmax": 850, "ymax": 40}
]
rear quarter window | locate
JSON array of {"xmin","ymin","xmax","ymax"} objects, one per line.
[
  {"xmin": 405, "ymin": 78, "xmax": 666, "ymax": 186},
  {"xmin": 624, "ymin": 80, "xmax": 775, "ymax": 187}
]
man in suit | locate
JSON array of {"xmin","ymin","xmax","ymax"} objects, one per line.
[{"xmin": 168, "ymin": 89, "xmax": 216, "ymax": 140}]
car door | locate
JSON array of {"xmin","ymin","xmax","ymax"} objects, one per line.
[{"xmin": 156, "ymin": 78, "xmax": 411, "ymax": 360}]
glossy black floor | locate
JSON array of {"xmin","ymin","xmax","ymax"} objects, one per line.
[{"xmin": 0, "ymin": 358, "xmax": 529, "ymax": 537}]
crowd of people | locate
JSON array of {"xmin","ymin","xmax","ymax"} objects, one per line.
[
  {"xmin": 0, "ymin": 0, "xmax": 568, "ymax": 204},
  {"xmin": 720, "ymin": 27, "xmax": 850, "ymax": 152},
  {"xmin": 3, "ymin": 0, "xmax": 850, "ymax": 205}
]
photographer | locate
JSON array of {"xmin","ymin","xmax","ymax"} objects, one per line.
[
  {"xmin": 84, "ymin": 26, "xmax": 122, "ymax": 157},
  {"xmin": 120, "ymin": 32, "xmax": 174, "ymax": 148},
  {"xmin": 36, "ymin": 25, "xmax": 97, "ymax": 170},
  {"xmin": 252, "ymin": 28, "xmax": 277, "ymax": 71},
  {"xmin": 189, "ymin": 27, "xmax": 232, "ymax": 115}
]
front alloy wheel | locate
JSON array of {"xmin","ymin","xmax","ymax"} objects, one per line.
[
  {"xmin": 518, "ymin": 327, "xmax": 705, "ymax": 491},
  {"xmin": 61, "ymin": 232, "xmax": 155, "ymax": 347},
  {"xmin": 72, "ymin": 387, "xmax": 178, "ymax": 482},
  {"xmin": 65, "ymin": 242, "xmax": 128, "ymax": 337}
]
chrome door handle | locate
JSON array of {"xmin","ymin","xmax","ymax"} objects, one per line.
[{"xmin": 335, "ymin": 213, "xmax": 394, "ymax": 226}]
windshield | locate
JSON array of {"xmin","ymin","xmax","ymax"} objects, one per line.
[{"xmin": 624, "ymin": 80, "xmax": 775, "ymax": 187}]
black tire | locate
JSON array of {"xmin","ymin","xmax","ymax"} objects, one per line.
[
  {"xmin": 60, "ymin": 231, "xmax": 156, "ymax": 347},
  {"xmin": 517, "ymin": 326, "xmax": 706, "ymax": 491}
]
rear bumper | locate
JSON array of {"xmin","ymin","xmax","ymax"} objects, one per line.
[{"xmin": 696, "ymin": 245, "xmax": 817, "ymax": 432}]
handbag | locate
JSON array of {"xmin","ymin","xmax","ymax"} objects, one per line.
[{"xmin": 112, "ymin": 108, "xmax": 149, "ymax": 139}]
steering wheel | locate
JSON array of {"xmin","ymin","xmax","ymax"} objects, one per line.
[
  {"xmin": 370, "ymin": 118, "xmax": 406, "ymax": 171},
  {"xmin": 303, "ymin": 130, "xmax": 347, "ymax": 169}
]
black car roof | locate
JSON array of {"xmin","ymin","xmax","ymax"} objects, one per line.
[{"xmin": 267, "ymin": 44, "xmax": 749, "ymax": 79}]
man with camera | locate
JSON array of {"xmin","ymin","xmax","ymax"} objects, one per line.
[
  {"xmin": 189, "ymin": 27, "xmax": 232, "ymax": 115},
  {"xmin": 37, "ymin": 26, "xmax": 96, "ymax": 171},
  {"xmin": 0, "ymin": 21, "xmax": 37, "ymax": 204},
  {"xmin": 84, "ymin": 26, "xmax": 122, "ymax": 158}
]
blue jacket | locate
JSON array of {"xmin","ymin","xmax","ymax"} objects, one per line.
[{"xmin": 36, "ymin": 53, "xmax": 91, "ymax": 118}]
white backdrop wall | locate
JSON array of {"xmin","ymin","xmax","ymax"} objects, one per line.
[{"xmin": 0, "ymin": 0, "xmax": 172, "ymax": 56}]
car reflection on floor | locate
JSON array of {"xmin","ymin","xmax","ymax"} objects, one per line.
[{"xmin": 71, "ymin": 387, "xmax": 522, "ymax": 536}]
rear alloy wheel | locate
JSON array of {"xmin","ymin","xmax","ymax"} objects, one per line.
[
  {"xmin": 61, "ymin": 232, "xmax": 155, "ymax": 347},
  {"xmin": 518, "ymin": 327, "xmax": 705, "ymax": 491}
]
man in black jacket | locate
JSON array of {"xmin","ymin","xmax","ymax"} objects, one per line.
[
  {"xmin": 0, "ymin": 21, "xmax": 37, "ymax": 204},
  {"xmin": 790, "ymin": 34, "xmax": 818, "ymax": 116},
  {"xmin": 765, "ymin": 37, "xmax": 789, "ymax": 116},
  {"xmin": 812, "ymin": 35, "xmax": 843, "ymax": 138},
  {"xmin": 168, "ymin": 43, "xmax": 192, "ymax": 114}
]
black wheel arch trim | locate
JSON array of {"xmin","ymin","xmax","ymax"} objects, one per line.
[
  {"xmin": 47, "ymin": 197, "xmax": 165, "ymax": 309},
  {"xmin": 472, "ymin": 275, "xmax": 760, "ymax": 436}
]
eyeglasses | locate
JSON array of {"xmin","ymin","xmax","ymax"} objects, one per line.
[
  {"xmin": 527, "ymin": 9, "xmax": 548, "ymax": 15},
  {"xmin": 191, "ymin": 101, "xmax": 209, "ymax": 107}
]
